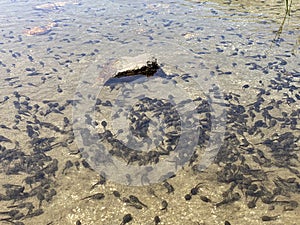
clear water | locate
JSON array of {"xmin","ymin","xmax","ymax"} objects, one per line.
[{"xmin": 0, "ymin": 0, "xmax": 299, "ymax": 225}]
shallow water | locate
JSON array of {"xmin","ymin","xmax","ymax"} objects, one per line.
[{"xmin": 0, "ymin": 0, "xmax": 299, "ymax": 225}]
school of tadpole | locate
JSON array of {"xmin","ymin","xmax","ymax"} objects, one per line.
[{"xmin": 0, "ymin": 49, "xmax": 299, "ymax": 224}]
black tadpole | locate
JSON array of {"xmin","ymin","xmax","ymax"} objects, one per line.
[
  {"xmin": 0, "ymin": 135, "xmax": 12, "ymax": 143},
  {"xmin": 200, "ymin": 195, "xmax": 211, "ymax": 203},
  {"xmin": 91, "ymin": 173, "xmax": 106, "ymax": 190},
  {"xmin": 261, "ymin": 215, "xmax": 278, "ymax": 221},
  {"xmin": 101, "ymin": 120, "xmax": 107, "ymax": 129},
  {"xmin": 113, "ymin": 190, "xmax": 121, "ymax": 198},
  {"xmin": 120, "ymin": 213, "xmax": 132, "ymax": 225},
  {"xmin": 161, "ymin": 200, "xmax": 168, "ymax": 210},
  {"xmin": 163, "ymin": 181, "xmax": 174, "ymax": 194},
  {"xmin": 129, "ymin": 195, "xmax": 148, "ymax": 208},
  {"xmin": 62, "ymin": 160, "xmax": 73, "ymax": 174},
  {"xmin": 184, "ymin": 194, "xmax": 192, "ymax": 201},
  {"xmin": 81, "ymin": 193, "xmax": 105, "ymax": 200},
  {"xmin": 154, "ymin": 215, "xmax": 161, "ymax": 224},
  {"xmin": 190, "ymin": 182, "xmax": 203, "ymax": 195}
]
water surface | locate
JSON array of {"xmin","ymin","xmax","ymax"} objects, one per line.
[{"xmin": 0, "ymin": 0, "xmax": 299, "ymax": 225}]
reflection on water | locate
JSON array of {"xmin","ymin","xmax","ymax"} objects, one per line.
[{"xmin": 0, "ymin": 0, "xmax": 299, "ymax": 224}]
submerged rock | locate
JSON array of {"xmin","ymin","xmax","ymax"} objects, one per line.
[
  {"xmin": 114, "ymin": 58, "xmax": 160, "ymax": 78},
  {"xmin": 24, "ymin": 22, "xmax": 57, "ymax": 36},
  {"xmin": 97, "ymin": 54, "xmax": 168, "ymax": 86},
  {"xmin": 33, "ymin": 1, "xmax": 80, "ymax": 11}
]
